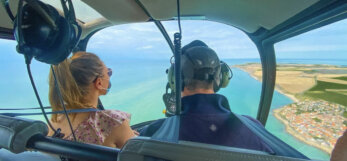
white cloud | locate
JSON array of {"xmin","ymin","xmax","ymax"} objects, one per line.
[
  {"xmin": 146, "ymin": 37, "xmax": 165, "ymax": 42},
  {"xmin": 87, "ymin": 40, "xmax": 104, "ymax": 49},
  {"xmin": 110, "ymin": 29, "xmax": 126, "ymax": 35},
  {"xmin": 87, "ymin": 19, "xmax": 347, "ymax": 59},
  {"xmin": 137, "ymin": 45, "xmax": 153, "ymax": 50},
  {"xmin": 129, "ymin": 24, "xmax": 157, "ymax": 32},
  {"xmin": 276, "ymin": 44, "xmax": 347, "ymax": 52},
  {"xmin": 92, "ymin": 32, "xmax": 113, "ymax": 41}
]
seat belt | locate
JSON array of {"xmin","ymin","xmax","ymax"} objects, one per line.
[
  {"xmin": 231, "ymin": 112, "xmax": 309, "ymax": 159},
  {"xmin": 0, "ymin": 108, "xmax": 99, "ymax": 117},
  {"xmin": 145, "ymin": 116, "xmax": 180, "ymax": 161},
  {"xmin": 151, "ymin": 116, "xmax": 180, "ymax": 143}
]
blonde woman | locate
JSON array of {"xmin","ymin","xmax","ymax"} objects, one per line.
[{"xmin": 48, "ymin": 52, "xmax": 135, "ymax": 148}]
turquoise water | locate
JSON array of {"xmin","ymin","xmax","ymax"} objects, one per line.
[{"xmin": 1, "ymin": 57, "xmax": 343, "ymax": 160}]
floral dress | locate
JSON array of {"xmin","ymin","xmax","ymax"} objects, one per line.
[{"xmin": 65, "ymin": 110, "xmax": 131, "ymax": 145}]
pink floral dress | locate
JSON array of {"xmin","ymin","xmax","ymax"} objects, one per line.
[{"xmin": 65, "ymin": 110, "xmax": 131, "ymax": 145}]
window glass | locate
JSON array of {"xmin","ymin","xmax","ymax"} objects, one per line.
[
  {"xmin": 87, "ymin": 22, "xmax": 172, "ymax": 125},
  {"xmin": 41, "ymin": 0, "xmax": 103, "ymax": 23},
  {"xmin": 162, "ymin": 20, "xmax": 262, "ymax": 117},
  {"xmin": 269, "ymin": 19, "xmax": 347, "ymax": 160},
  {"xmin": 0, "ymin": 39, "xmax": 51, "ymax": 122},
  {"xmin": 87, "ymin": 20, "xmax": 262, "ymax": 126}
]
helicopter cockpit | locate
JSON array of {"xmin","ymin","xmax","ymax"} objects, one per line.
[{"xmin": 0, "ymin": 0, "xmax": 346, "ymax": 161}]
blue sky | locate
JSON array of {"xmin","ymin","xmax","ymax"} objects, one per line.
[
  {"xmin": 88, "ymin": 19, "xmax": 347, "ymax": 60},
  {"xmin": 1, "ymin": 19, "xmax": 346, "ymax": 61}
]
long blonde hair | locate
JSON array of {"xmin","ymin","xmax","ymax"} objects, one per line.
[{"xmin": 49, "ymin": 52, "xmax": 104, "ymax": 122}]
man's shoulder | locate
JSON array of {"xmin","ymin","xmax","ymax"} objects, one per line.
[
  {"xmin": 240, "ymin": 115, "xmax": 264, "ymax": 127},
  {"xmin": 139, "ymin": 118, "xmax": 166, "ymax": 137}
]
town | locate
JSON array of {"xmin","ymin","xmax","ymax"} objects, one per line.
[{"xmin": 275, "ymin": 100, "xmax": 347, "ymax": 153}]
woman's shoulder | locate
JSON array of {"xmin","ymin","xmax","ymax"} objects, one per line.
[
  {"xmin": 88, "ymin": 109, "xmax": 131, "ymax": 126},
  {"xmin": 67, "ymin": 109, "xmax": 131, "ymax": 144},
  {"xmin": 97, "ymin": 109, "xmax": 131, "ymax": 120}
]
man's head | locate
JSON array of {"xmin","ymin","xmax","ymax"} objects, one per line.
[{"xmin": 181, "ymin": 40, "xmax": 221, "ymax": 96}]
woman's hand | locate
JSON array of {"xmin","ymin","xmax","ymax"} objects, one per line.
[{"xmin": 133, "ymin": 130, "xmax": 139, "ymax": 136}]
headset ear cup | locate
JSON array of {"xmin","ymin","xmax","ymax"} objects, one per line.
[
  {"xmin": 219, "ymin": 62, "xmax": 231, "ymax": 88},
  {"xmin": 14, "ymin": 0, "xmax": 79, "ymax": 65},
  {"xmin": 167, "ymin": 65, "xmax": 176, "ymax": 93},
  {"xmin": 35, "ymin": 16, "xmax": 74, "ymax": 64},
  {"xmin": 181, "ymin": 73, "xmax": 185, "ymax": 91},
  {"xmin": 213, "ymin": 81, "xmax": 220, "ymax": 92}
]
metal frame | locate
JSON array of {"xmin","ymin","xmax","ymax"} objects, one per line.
[
  {"xmin": 0, "ymin": 1, "xmax": 345, "ymax": 160},
  {"xmin": 153, "ymin": 20, "xmax": 175, "ymax": 54},
  {"xmin": 26, "ymin": 134, "xmax": 119, "ymax": 161},
  {"xmin": 248, "ymin": 0, "xmax": 346, "ymax": 125},
  {"xmin": 0, "ymin": 0, "xmax": 345, "ymax": 125},
  {"xmin": 135, "ymin": 0, "xmax": 182, "ymax": 114},
  {"xmin": 250, "ymin": 41, "xmax": 276, "ymax": 125},
  {"xmin": 0, "ymin": 27, "xmax": 13, "ymax": 40},
  {"xmin": 135, "ymin": 0, "xmax": 175, "ymax": 54}
]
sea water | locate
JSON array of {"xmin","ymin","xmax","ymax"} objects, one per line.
[{"xmin": 2, "ymin": 56, "xmax": 344, "ymax": 160}]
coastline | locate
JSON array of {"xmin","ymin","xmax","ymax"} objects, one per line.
[
  {"xmin": 274, "ymin": 88, "xmax": 299, "ymax": 103},
  {"xmin": 235, "ymin": 66, "xmax": 299, "ymax": 103},
  {"xmin": 236, "ymin": 67, "xmax": 261, "ymax": 82},
  {"xmin": 273, "ymin": 109, "xmax": 332, "ymax": 154},
  {"xmin": 235, "ymin": 65, "xmax": 334, "ymax": 155}
]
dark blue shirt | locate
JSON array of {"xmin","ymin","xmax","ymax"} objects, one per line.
[{"xmin": 140, "ymin": 94, "xmax": 274, "ymax": 154}]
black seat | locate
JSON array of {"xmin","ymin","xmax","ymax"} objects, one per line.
[
  {"xmin": 142, "ymin": 112, "xmax": 308, "ymax": 159},
  {"xmin": 0, "ymin": 149, "xmax": 60, "ymax": 161},
  {"xmin": 118, "ymin": 137, "xmax": 314, "ymax": 161}
]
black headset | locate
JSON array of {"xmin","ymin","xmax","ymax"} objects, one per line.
[
  {"xmin": 14, "ymin": 0, "xmax": 81, "ymax": 65},
  {"xmin": 163, "ymin": 47, "xmax": 232, "ymax": 116},
  {"xmin": 8, "ymin": 0, "xmax": 82, "ymax": 142},
  {"xmin": 166, "ymin": 47, "xmax": 233, "ymax": 93}
]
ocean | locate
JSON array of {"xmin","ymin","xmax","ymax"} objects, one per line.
[{"xmin": 1, "ymin": 57, "xmax": 345, "ymax": 160}]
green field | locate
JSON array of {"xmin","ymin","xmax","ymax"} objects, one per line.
[
  {"xmin": 313, "ymin": 118, "xmax": 322, "ymax": 123},
  {"xmin": 302, "ymin": 80, "xmax": 347, "ymax": 106},
  {"xmin": 333, "ymin": 76, "xmax": 347, "ymax": 81}
]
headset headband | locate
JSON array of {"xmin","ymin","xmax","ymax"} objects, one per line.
[{"xmin": 167, "ymin": 41, "xmax": 233, "ymax": 93}]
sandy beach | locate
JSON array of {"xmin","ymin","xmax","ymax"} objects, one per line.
[
  {"xmin": 236, "ymin": 65, "xmax": 300, "ymax": 102},
  {"xmin": 234, "ymin": 63, "xmax": 347, "ymax": 97},
  {"xmin": 274, "ymin": 88, "xmax": 300, "ymax": 103}
]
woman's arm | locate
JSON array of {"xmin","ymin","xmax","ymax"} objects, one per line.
[{"xmin": 103, "ymin": 119, "xmax": 136, "ymax": 148}]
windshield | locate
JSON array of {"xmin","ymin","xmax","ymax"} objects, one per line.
[
  {"xmin": 87, "ymin": 20, "xmax": 261, "ymax": 125},
  {"xmin": 0, "ymin": 40, "xmax": 51, "ymax": 121},
  {"xmin": 1, "ymin": 19, "xmax": 345, "ymax": 160},
  {"xmin": 0, "ymin": 20, "xmax": 262, "ymax": 127},
  {"xmin": 267, "ymin": 19, "xmax": 346, "ymax": 160}
]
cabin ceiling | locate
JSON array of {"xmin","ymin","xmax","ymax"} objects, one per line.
[
  {"xmin": 139, "ymin": 0, "xmax": 319, "ymax": 33},
  {"xmin": 0, "ymin": 0, "xmax": 320, "ymax": 39}
]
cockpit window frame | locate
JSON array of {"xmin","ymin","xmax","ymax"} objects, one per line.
[
  {"xmin": 0, "ymin": 0, "xmax": 344, "ymax": 126},
  {"xmin": 80, "ymin": 0, "xmax": 346, "ymax": 126}
]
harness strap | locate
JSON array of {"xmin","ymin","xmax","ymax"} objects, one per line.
[
  {"xmin": 151, "ymin": 116, "xmax": 180, "ymax": 143},
  {"xmin": 232, "ymin": 112, "xmax": 309, "ymax": 159},
  {"xmin": 0, "ymin": 106, "xmax": 51, "ymax": 110},
  {"xmin": 0, "ymin": 108, "xmax": 99, "ymax": 117}
]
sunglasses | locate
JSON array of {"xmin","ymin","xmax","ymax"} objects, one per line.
[
  {"xmin": 93, "ymin": 68, "xmax": 112, "ymax": 82},
  {"xmin": 107, "ymin": 68, "xmax": 112, "ymax": 77}
]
